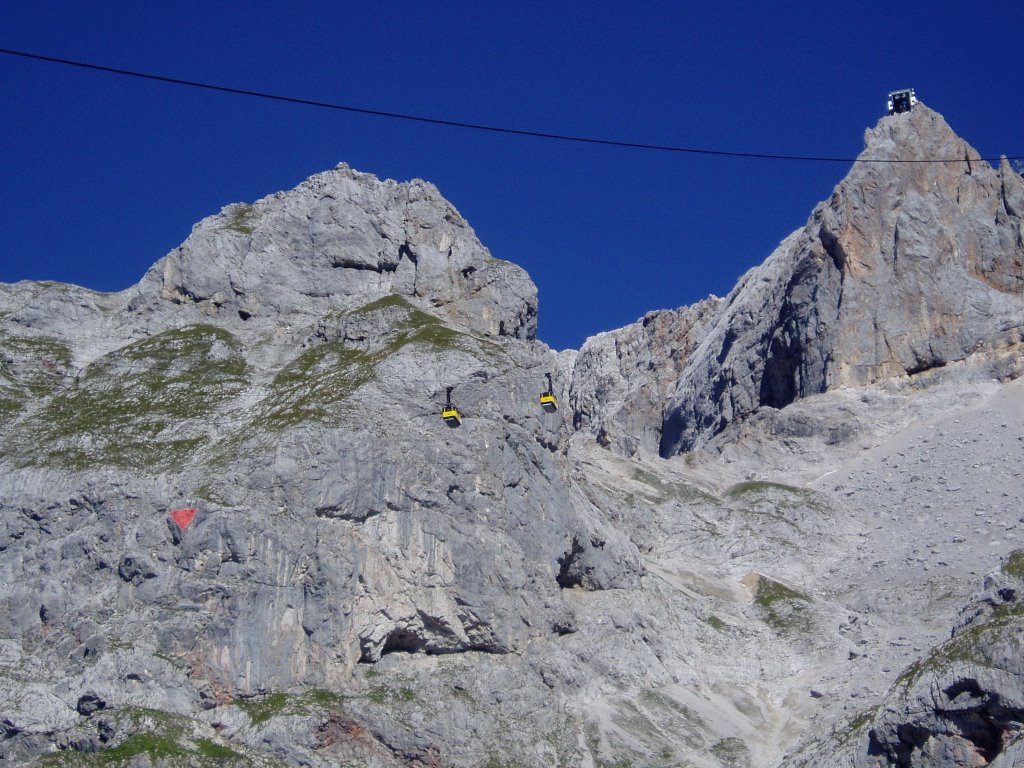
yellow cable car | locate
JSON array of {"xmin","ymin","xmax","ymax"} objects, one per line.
[
  {"xmin": 539, "ymin": 373, "xmax": 558, "ymax": 412},
  {"xmin": 441, "ymin": 386, "xmax": 463, "ymax": 427}
]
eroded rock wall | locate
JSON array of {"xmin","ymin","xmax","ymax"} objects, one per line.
[
  {"xmin": 135, "ymin": 163, "xmax": 538, "ymax": 340},
  {"xmin": 661, "ymin": 105, "xmax": 1024, "ymax": 455}
]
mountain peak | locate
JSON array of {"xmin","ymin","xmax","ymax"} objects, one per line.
[
  {"xmin": 133, "ymin": 164, "xmax": 538, "ymax": 340},
  {"xmin": 862, "ymin": 102, "xmax": 980, "ymax": 163},
  {"xmin": 660, "ymin": 105, "xmax": 1024, "ymax": 455}
]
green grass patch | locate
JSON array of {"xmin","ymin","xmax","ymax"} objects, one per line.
[
  {"xmin": 303, "ymin": 688, "xmax": 348, "ymax": 711},
  {"xmin": 95, "ymin": 732, "xmax": 189, "ymax": 761},
  {"xmin": 704, "ymin": 615, "xmax": 727, "ymax": 632},
  {"xmin": 258, "ymin": 342, "xmax": 378, "ymax": 429},
  {"xmin": 235, "ymin": 692, "xmax": 291, "ymax": 725},
  {"xmin": 0, "ymin": 332, "xmax": 73, "ymax": 372},
  {"xmin": 710, "ymin": 736, "xmax": 750, "ymax": 767},
  {"xmin": 256, "ymin": 298, "xmax": 474, "ymax": 430},
  {"xmin": 723, "ymin": 479, "xmax": 828, "ymax": 531},
  {"xmin": 0, "ymin": 332, "xmax": 73, "ymax": 425},
  {"xmin": 195, "ymin": 738, "xmax": 244, "ymax": 759},
  {"xmin": 1002, "ymin": 550, "xmax": 1024, "ymax": 579},
  {"xmin": 838, "ymin": 707, "xmax": 879, "ymax": 747},
  {"xmin": 0, "ymin": 396, "xmax": 24, "ymax": 423},
  {"xmin": 365, "ymin": 683, "xmax": 416, "ymax": 706},
  {"xmin": 351, "ymin": 293, "xmax": 489, "ymax": 354},
  {"xmin": 11, "ymin": 325, "xmax": 248, "ymax": 470},
  {"xmin": 482, "ymin": 757, "xmax": 525, "ymax": 768},
  {"xmin": 894, "ymin": 603, "xmax": 1024, "ymax": 690},
  {"xmin": 348, "ymin": 294, "xmax": 416, "ymax": 315},
  {"xmin": 754, "ymin": 577, "xmax": 807, "ymax": 608},
  {"xmin": 725, "ymin": 480, "xmax": 805, "ymax": 498},
  {"xmin": 628, "ymin": 467, "xmax": 720, "ymax": 505},
  {"xmin": 38, "ymin": 734, "xmax": 248, "ymax": 766},
  {"xmin": 377, "ymin": 298, "xmax": 470, "ymax": 355},
  {"xmin": 36, "ymin": 707, "xmax": 196, "ymax": 766},
  {"xmin": 223, "ymin": 203, "xmax": 255, "ymax": 235},
  {"xmin": 753, "ymin": 576, "xmax": 812, "ymax": 633},
  {"xmin": 233, "ymin": 689, "xmax": 347, "ymax": 727},
  {"xmin": 391, "ymin": 321, "xmax": 463, "ymax": 352}
]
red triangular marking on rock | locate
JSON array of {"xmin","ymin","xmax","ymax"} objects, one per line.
[{"xmin": 169, "ymin": 508, "xmax": 197, "ymax": 529}]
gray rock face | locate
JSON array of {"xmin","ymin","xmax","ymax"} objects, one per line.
[
  {"xmin": 569, "ymin": 299, "xmax": 721, "ymax": 456},
  {"xmin": 660, "ymin": 105, "xmax": 1024, "ymax": 455},
  {"xmin": 2, "ymin": 106, "xmax": 1024, "ymax": 768},
  {"xmin": 0, "ymin": 165, "xmax": 639, "ymax": 766},
  {"xmin": 135, "ymin": 163, "xmax": 538, "ymax": 340},
  {"xmin": 798, "ymin": 555, "xmax": 1024, "ymax": 768}
]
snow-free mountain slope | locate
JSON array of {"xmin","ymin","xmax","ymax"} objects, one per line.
[
  {"xmin": 1, "ymin": 105, "xmax": 1022, "ymax": 767},
  {"xmin": 660, "ymin": 104, "xmax": 1023, "ymax": 456}
]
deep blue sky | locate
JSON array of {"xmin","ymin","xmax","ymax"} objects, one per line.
[{"xmin": 2, "ymin": 2, "xmax": 1022, "ymax": 350}]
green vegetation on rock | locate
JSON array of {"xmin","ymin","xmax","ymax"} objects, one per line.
[
  {"xmin": 629, "ymin": 467, "xmax": 719, "ymax": 505},
  {"xmin": 261, "ymin": 342, "xmax": 378, "ymax": 429},
  {"xmin": 224, "ymin": 203, "xmax": 256, "ymax": 235},
  {"xmin": 894, "ymin": 601, "xmax": 1024, "ymax": 690},
  {"xmin": 725, "ymin": 480, "xmax": 826, "ymax": 517},
  {"xmin": 726, "ymin": 480, "xmax": 805, "ymax": 497},
  {"xmin": 13, "ymin": 325, "xmax": 249, "ymax": 471},
  {"xmin": 235, "ymin": 692, "xmax": 292, "ymax": 725},
  {"xmin": 753, "ymin": 576, "xmax": 813, "ymax": 633},
  {"xmin": 257, "ymin": 296, "xmax": 475, "ymax": 430},
  {"xmin": 348, "ymin": 294, "xmax": 414, "ymax": 315},
  {"xmin": 303, "ymin": 688, "xmax": 348, "ymax": 710},
  {"xmin": 1002, "ymin": 549, "xmax": 1024, "ymax": 579},
  {"xmin": 704, "ymin": 615, "xmax": 728, "ymax": 632},
  {"xmin": 838, "ymin": 707, "xmax": 879, "ymax": 746},
  {"xmin": 0, "ymin": 332, "xmax": 73, "ymax": 425},
  {"xmin": 482, "ymin": 757, "xmax": 525, "ymax": 768},
  {"xmin": 195, "ymin": 739, "xmax": 245, "ymax": 759},
  {"xmin": 234, "ymin": 688, "xmax": 349, "ymax": 725},
  {"xmin": 710, "ymin": 736, "xmax": 751, "ymax": 767},
  {"xmin": 754, "ymin": 577, "xmax": 807, "ymax": 608},
  {"xmin": 35, "ymin": 706, "xmax": 253, "ymax": 767}
]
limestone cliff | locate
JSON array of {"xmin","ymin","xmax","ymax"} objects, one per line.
[
  {"xmin": 568, "ymin": 298, "xmax": 721, "ymax": 456},
  {"xmin": 2, "ymin": 106, "xmax": 1023, "ymax": 768},
  {"xmin": 137, "ymin": 163, "xmax": 538, "ymax": 340},
  {"xmin": 0, "ymin": 166, "xmax": 640, "ymax": 766},
  {"xmin": 660, "ymin": 105, "xmax": 1024, "ymax": 456}
]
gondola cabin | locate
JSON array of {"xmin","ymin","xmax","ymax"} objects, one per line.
[
  {"xmin": 539, "ymin": 373, "xmax": 558, "ymax": 412},
  {"xmin": 441, "ymin": 405, "xmax": 463, "ymax": 427},
  {"xmin": 441, "ymin": 386, "xmax": 463, "ymax": 427}
]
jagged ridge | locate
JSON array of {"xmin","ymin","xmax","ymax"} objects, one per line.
[
  {"xmin": 1, "ymin": 105, "xmax": 1023, "ymax": 768},
  {"xmin": 659, "ymin": 104, "xmax": 1023, "ymax": 455}
]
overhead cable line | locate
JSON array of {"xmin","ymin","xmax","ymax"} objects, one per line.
[{"xmin": 2, "ymin": 47, "xmax": 1021, "ymax": 165}]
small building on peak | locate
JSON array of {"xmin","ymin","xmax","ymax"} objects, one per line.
[{"xmin": 887, "ymin": 88, "xmax": 917, "ymax": 115}]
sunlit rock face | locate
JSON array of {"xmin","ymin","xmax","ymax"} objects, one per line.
[
  {"xmin": 1, "ymin": 105, "xmax": 1023, "ymax": 768},
  {"xmin": 660, "ymin": 105, "xmax": 1024, "ymax": 456},
  {"xmin": 137, "ymin": 162, "xmax": 539, "ymax": 340},
  {"xmin": 568, "ymin": 298, "xmax": 721, "ymax": 457}
]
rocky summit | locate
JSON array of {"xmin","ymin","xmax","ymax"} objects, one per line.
[{"xmin": 1, "ymin": 104, "xmax": 1022, "ymax": 768}]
